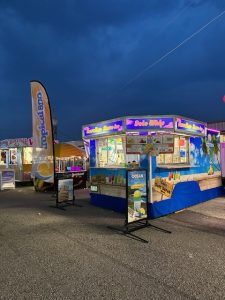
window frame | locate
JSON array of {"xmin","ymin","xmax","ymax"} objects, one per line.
[
  {"xmin": 156, "ymin": 135, "xmax": 190, "ymax": 166},
  {"xmin": 96, "ymin": 136, "xmax": 127, "ymax": 168}
]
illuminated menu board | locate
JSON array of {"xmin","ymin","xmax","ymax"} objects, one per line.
[
  {"xmin": 126, "ymin": 117, "xmax": 174, "ymax": 131},
  {"xmin": 175, "ymin": 118, "xmax": 205, "ymax": 135},
  {"xmin": 83, "ymin": 120, "xmax": 124, "ymax": 137}
]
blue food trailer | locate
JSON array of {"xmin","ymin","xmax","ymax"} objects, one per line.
[{"xmin": 82, "ymin": 115, "xmax": 223, "ymax": 218}]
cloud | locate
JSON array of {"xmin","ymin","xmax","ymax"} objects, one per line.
[
  {"xmin": 0, "ymin": 0, "xmax": 225, "ymax": 140},
  {"xmin": 0, "ymin": 1, "xmax": 178, "ymax": 31}
]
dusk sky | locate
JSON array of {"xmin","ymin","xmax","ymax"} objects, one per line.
[{"xmin": 1, "ymin": 0, "xmax": 225, "ymax": 141}]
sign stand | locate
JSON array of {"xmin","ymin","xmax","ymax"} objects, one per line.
[
  {"xmin": 0, "ymin": 170, "xmax": 16, "ymax": 191},
  {"xmin": 55, "ymin": 178, "xmax": 75, "ymax": 210},
  {"xmin": 108, "ymin": 221, "xmax": 150, "ymax": 243},
  {"xmin": 108, "ymin": 220, "xmax": 171, "ymax": 243},
  {"xmin": 108, "ymin": 169, "xmax": 171, "ymax": 243}
]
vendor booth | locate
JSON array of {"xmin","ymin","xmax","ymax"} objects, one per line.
[
  {"xmin": 82, "ymin": 115, "xmax": 223, "ymax": 219},
  {"xmin": 0, "ymin": 138, "xmax": 33, "ymax": 182},
  {"xmin": 54, "ymin": 142, "xmax": 87, "ymax": 189},
  {"xmin": 34, "ymin": 142, "xmax": 88, "ymax": 191}
]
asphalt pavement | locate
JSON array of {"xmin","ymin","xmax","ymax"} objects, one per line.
[{"xmin": 0, "ymin": 186, "xmax": 225, "ymax": 300}]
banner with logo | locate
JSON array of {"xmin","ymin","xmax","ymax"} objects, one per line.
[
  {"xmin": 126, "ymin": 169, "xmax": 148, "ymax": 224},
  {"xmin": 30, "ymin": 81, "xmax": 54, "ymax": 183}
]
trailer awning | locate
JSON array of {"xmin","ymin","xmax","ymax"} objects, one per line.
[{"xmin": 54, "ymin": 143, "xmax": 85, "ymax": 158}]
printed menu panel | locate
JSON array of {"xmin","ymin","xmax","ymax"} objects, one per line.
[
  {"xmin": 127, "ymin": 169, "xmax": 148, "ymax": 224},
  {"xmin": 58, "ymin": 179, "xmax": 74, "ymax": 202}
]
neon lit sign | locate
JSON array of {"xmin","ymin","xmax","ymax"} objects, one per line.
[
  {"xmin": 83, "ymin": 120, "xmax": 123, "ymax": 137},
  {"xmin": 126, "ymin": 117, "xmax": 174, "ymax": 130},
  {"xmin": 175, "ymin": 118, "xmax": 205, "ymax": 135},
  {"xmin": 0, "ymin": 138, "xmax": 32, "ymax": 149}
]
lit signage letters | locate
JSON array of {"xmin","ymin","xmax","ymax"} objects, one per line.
[
  {"xmin": 83, "ymin": 120, "xmax": 123, "ymax": 137},
  {"xmin": 126, "ymin": 117, "xmax": 174, "ymax": 130},
  {"xmin": 0, "ymin": 138, "xmax": 32, "ymax": 149},
  {"xmin": 175, "ymin": 118, "xmax": 205, "ymax": 135}
]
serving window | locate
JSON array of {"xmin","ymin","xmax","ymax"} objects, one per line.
[
  {"xmin": 0, "ymin": 150, "xmax": 7, "ymax": 165},
  {"xmin": 157, "ymin": 136, "xmax": 189, "ymax": 165},
  {"xmin": 56, "ymin": 156, "xmax": 85, "ymax": 173},
  {"xmin": 9, "ymin": 148, "xmax": 17, "ymax": 165},
  {"xmin": 97, "ymin": 136, "xmax": 127, "ymax": 167},
  {"xmin": 23, "ymin": 147, "xmax": 32, "ymax": 164}
]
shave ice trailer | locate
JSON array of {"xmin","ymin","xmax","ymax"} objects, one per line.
[{"xmin": 82, "ymin": 115, "xmax": 224, "ymax": 219}]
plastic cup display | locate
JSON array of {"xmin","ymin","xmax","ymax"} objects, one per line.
[
  {"xmin": 133, "ymin": 190, "xmax": 142, "ymax": 212},
  {"xmin": 133, "ymin": 199, "xmax": 141, "ymax": 212}
]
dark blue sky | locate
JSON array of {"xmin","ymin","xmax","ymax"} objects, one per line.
[{"xmin": 1, "ymin": 0, "xmax": 225, "ymax": 141}]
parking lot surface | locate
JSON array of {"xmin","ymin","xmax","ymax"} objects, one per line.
[{"xmin": 0, "ymin": 187, "xmax": 225, "ymax": 300}]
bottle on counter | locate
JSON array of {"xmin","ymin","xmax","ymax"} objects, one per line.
[{"xmin": 173, "ymin": 172, "xmax": 176, "ymax": 180}]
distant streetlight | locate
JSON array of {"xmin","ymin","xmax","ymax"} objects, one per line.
[{"xmin": 52, "ymin": 117, "xmax": 58, "ymax": 140}]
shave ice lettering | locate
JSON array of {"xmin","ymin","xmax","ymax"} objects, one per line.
[
  {"xmin": 37, "ymin": 91, "xmax": 48, "ymax": 149},
  {"xmin": 131, "ymin": 173, "xmax": 144, "ymax": 179}
]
